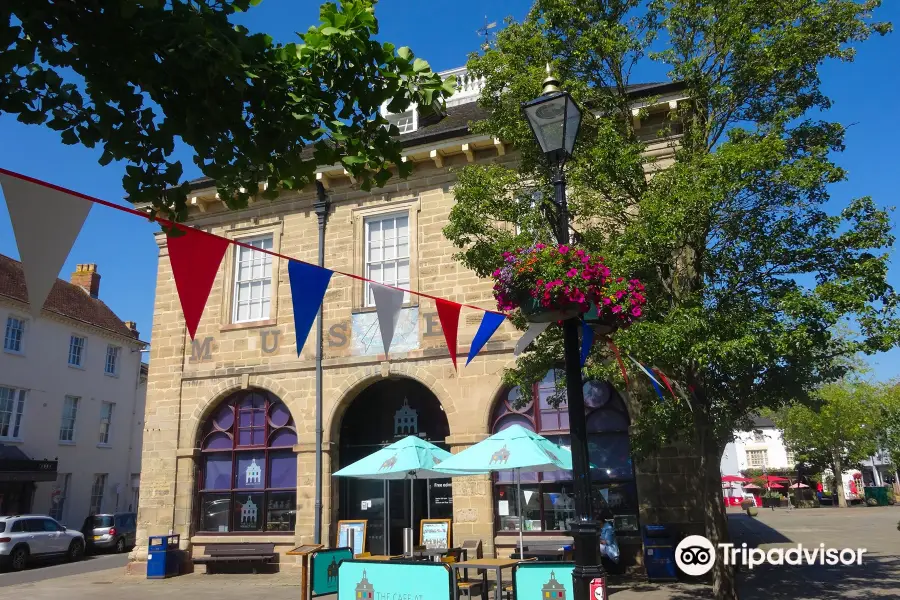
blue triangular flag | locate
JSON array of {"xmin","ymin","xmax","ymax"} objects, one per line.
[
  {"xmin": 288, "ymin": 260, "xmax": 333, "ymax": 356},
  {"xmin": 466, "ymin": 311, "xmax": 507, "ymax": 366},
  {"xmin": 642, "ymin": 363, "xmax": 666, "ymax": 400},
  {"xmin": 580, "ymin": 320, "xmax": 595, "ymax": 367}
]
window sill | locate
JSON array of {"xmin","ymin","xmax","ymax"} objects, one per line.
[
  {"xmin": 351, "ymin": 302, "xmax": 418, "ymax": 315},
  {"xmin": 3, "ymin": 349, "xmax": 24, "ymax": 357},
  {"xmin": 59, "ymin": 440, "xmax": 76, "ymax": 446},
  {"xmin": 97, "ymin": 443, "xmax": 112, "ymax": 449},
  {"xmin": 104, "ymin": 372, "xmax": 119, "ymax": 378},
  {"xmin": 220, "ymin": 319, "xmax": 277, "ymax": 333},
  {"xmin": 0, "ymin": 438, "xmax": 23, "ymax": 444},
  {"xmin": 191, "ymin": 533, "xmax": 296, "ymax": 544},
  {"xmin": 68, "ymin": 363, "xmax": 85, "ymax": 370}
]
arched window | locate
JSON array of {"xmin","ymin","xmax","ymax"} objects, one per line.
[
  {"xmin": 491, "ymin": 371, "xmax": 638, "ymax": 535},
  {"xmin": 197, "ymin": 389, "xmax": 297, "ymax": 533}
]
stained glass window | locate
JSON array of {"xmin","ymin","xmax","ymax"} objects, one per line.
[{"xmin": 197, "ymin": 389, "xmax": 298, "ymax": 533}]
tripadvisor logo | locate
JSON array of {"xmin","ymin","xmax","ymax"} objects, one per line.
[{"xmin": 675, "ymin": 535, "xmax": 867, "ymax": 575}]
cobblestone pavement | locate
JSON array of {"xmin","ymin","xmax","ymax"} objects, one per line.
[{"xmin": 1, "ymin": 507, "xmax": 897, "ymax": 600}]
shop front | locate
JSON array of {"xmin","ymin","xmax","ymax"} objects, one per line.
[{"xmin": 0, "ymin": 444, "xmax": 58, "ymax": 515}]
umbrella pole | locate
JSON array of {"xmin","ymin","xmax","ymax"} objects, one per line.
[
  {"xmin": 411, "ymin": 476, "xmax": 415, "ymax": 544},
  {"xmin": 517, "ymin": 468, "xmax": 524, "ymax": 559}
]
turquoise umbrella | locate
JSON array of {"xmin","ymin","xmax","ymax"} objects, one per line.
[
  {"xmin": 333, "ymin": 435, "xmax": 467, "ymax": 547},
  {"xmin": 434, "ymin": 424, "xmax": 575, "ymax": 557}
]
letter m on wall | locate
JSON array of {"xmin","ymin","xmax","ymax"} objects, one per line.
[{"xmin": 190, "ymin": 336, "xmax": 214, "ymax": 362}]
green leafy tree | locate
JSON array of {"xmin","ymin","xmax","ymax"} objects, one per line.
[
  {"xmin": 775, "ymin": 381, "xmax": 879, "ymax": 507},
  {"xmin": 1, "ymin": 0, "xmax": 456, "ymax": 220},
  {"xmin": 873, "ymin": 381, "xmax": 900, "ymax": 479},
  {"xmin": 443, "ymin": 1, "xmax": 897, "ymax": 598}
]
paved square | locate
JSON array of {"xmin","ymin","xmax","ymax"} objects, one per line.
[{"xmin": 1, "ymin": 507, "xmax": 897, "ymax": 600}]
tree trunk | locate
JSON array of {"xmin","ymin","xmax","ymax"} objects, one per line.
[
  {"xmin": 832, "ymin": 452, "xmax": 848, "ymax": 508},
  {"xmin": 698, "ymin": 417, "xmax": 738, "ymax": 600}
]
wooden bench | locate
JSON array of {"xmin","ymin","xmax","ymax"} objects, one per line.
[{"xmin": 193, "ymin": 543, "xmax": 277, "ymax": 574}]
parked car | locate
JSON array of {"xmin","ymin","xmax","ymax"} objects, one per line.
[
  {"xmin": 80, "ymin": 513, "xmax": 137, "ymax": 554},
  {"xmin": 0, "ymin": 515, "xmax": 85, "ymax": 572}
]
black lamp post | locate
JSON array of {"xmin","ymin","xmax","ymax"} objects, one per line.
[{"xmin": 522, "ymin": 72, "xmax": 604, "ymax": 599}]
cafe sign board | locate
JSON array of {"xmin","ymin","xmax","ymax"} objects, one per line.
[
  {"xmin": 513, "ymin": 562, "xmax": 575, "ymax": 600},
  {"xmin": 338, "ymin": 560, "xmax": 452, "ymax": 600},
  {"xmin": 310, "ymin": 547, "xmax": 353, "ymax": 597}
]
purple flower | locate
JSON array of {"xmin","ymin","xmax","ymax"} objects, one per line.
[
  {"xmin": 535, "ymin": 243, "xmax": 546, "ymax": 250},
  {"xmin": 559, "ymin": 245, "xmax": 570, "ymax": 254},
  {"xmin": 602, "ymin": 297, "xmax": 612, "ymax": 305},
  {"xmin": 612, "ymin": 305, "xmax": 623, "ymax": 314},
  {"xmin": 631, "ymin": 307, "xmax": 642, "ymax": 317},
  {"xmin": 615, "ymin": 290, "xmax": 625, "ymax": 300},
  {"xmin": 566, "ymin": 268, "xmax": 578, "ymax": 277}
]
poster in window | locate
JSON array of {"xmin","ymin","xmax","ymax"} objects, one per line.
[
  {"xmin": 337, "ymin": 520, "xmax": 367, "ymax": 556},
  {"xmin": 419, "ymin": 519, "xmax": 451, "ymax": 550}
]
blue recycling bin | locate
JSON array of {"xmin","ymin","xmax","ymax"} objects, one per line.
[
  {"xmin": 147, "ymin": 535, "xmax": 182, "ymax": 579},
  {"xmin": 642, "ymin": 525, "xmax": 678, "ymax": 582}
]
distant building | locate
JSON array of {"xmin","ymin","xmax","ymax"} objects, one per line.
[{"xmin": 0, "ymin": 255, "xmax": 146, "ymax": 526}]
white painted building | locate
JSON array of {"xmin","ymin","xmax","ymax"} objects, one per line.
[
  {"xmin": 0, "ymin": 255, "xmax": 147, "ymax": 528},
  {"xmin": 720, "ymin": 416, "xmax": 796, "ymax": 474}
]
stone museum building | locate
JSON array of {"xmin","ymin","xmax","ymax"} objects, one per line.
[{"xmin": 132, "ymin": 67, "xmax": 700, "ymax": 572}]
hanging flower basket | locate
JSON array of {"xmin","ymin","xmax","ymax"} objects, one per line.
[{"xmin": 491, "ymin": 243, "xmax": 647, "ymax": 327}]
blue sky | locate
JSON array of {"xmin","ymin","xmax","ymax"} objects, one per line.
[{"xmin": 1, "ymin": 0, "xmax": 898, "ymax": 378}]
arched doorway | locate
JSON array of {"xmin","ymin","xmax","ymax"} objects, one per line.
[
  {"xmin": 194, "ymin": 388, "xmax": 297, "ymax": 534},
  {"xmin": 490, "ymin": 372, "xmax": 639, "ymax": 543},
  {"xmin": 337, "ymin": 377, "xmax": 450, "ymax": 555}
]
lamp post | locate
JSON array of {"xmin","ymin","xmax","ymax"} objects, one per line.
[{"xmin": 522, "ymin": 71, "xmax": 604, "ymax": 599}]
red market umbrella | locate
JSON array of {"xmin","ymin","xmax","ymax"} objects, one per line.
[
  {"xmin": 768, "ymin": 483, "xmax": 785, "ymax": 489},
  {"xmin": 765, "ymin": 476, "xmax": 789, "ymax": 482},
  {"xmin": 743, "ymin": 483, "xmax": 762, "ymax": 490},
  {"xmin": 722, "ymin": 475, "xmax": 750, "ymax": 483},
  {"xmin": 789, "ymin": 483, "xmax": 809, "ymax": 489}
]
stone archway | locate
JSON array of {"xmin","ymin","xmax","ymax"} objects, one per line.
[{"xmin": 332, "ymin": 375, "xmax": 451, "ymax": 556}]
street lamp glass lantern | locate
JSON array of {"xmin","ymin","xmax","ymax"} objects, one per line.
[{"xmin": 522, "ymin": 91, "xmax": 583, "ymax": 163}]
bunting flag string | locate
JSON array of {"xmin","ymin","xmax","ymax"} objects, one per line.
[
  {"xmin": 651, "ymin": 366, "xmax": 678, "ymax": 400},
  {"xmin": 0, "ymin": 172, "xmax": 93, "ymax": 317},
  {"xmin": 466, "ymin": 311, "xmax": 506, "ymax": 366},
  {"xmin": 287, "ymin": 261, "xmax": 333, "ymax": 355},
  {"xmin": 165, "ymin": 225, "xmax": 230, "ymax": 340},
  {"xmin": 580, "ymin": 320, "xmax": 594, "ymax": 368},
  {"xmin": 606, "ymin": 340, "xmax": 630, "ymax": 386},
  {"xmin": 514, "ymin": 322, "xmax": 551, "ymax": 356},
  {"xmin": 371, "ymin": 283, "xmax": 405, "ymax": 357},
  {"xmin": 435, "ymin": 299, "xmax": 462, "ymax": 370},
  {"xmin": 627, "ymin": 355, "xmax": 665, "ymax": 400}
]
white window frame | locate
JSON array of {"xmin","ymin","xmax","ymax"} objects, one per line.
[
  {"xmin": 90, "ymin": 473, "xmax": 107, "ymax": 514},
  {"xmin": 364, "ymin": 212, "xmax": 411, "ymax": 307},
  {"xmin": 68, "ymin": 335, "xmax": 86, "ymax": 368},
  {"xmin": 49, "ymin": 473, "xmax": 71, "ymax": 521},
  {"xmin": 104, "ymin": 344, "xmax": 120, "ymax": 376},
  {"xmin": 3, "ymin": 315, "xmax": 26, "ymax": 355},
  {"xmin": 59, "ymin": 396, "xmax": 79, "ymax": 443},
  {"xmin": 98, "ymin": 401, "xmax": 114, "ymax": 446},
  {"xmin": 0, "ymin": 385, "xmax": 26, "ymax": 441},
  {"xmin": 785, "ymin": 451, "xmax": 796, "ymax": 466},
  {"xmin": 747, "ymin": 449, "xmax": 768, "ymax": 468},
  {"xmin": 231, "ymin": 235, "xmax": 274, "ymax": 323}
]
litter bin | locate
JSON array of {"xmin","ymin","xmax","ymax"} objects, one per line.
[
  {"xmin": 147, "ymin": 535, "xmax": 182, "ymax": 579},
  {"xmin": 864, "ymin": 486, "xmax": 889, "ymax": 506},
  {"xmin": 642, "ymin": 525, "xmax": 677, "ymax": 582}
]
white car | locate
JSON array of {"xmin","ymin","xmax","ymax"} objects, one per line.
[{"xmin": 0, "ymin": 515, "xmax": 85, "ymax": 572}]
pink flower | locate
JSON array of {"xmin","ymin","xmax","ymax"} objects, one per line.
[
  {"xmin": 615, "ymin": 290, "xmax": 625, "ymax": 300},
  {"xmin": 612, "ymin": 305, "xmax": 622, "ymax": 314},
  {"xmin": 492, "ymin": 269, "xmax": 502, "ymax": 277},
  {"xmin": 616, "ymin": 277, "xmax": 624, "ymax": 283},
  {"xmin": 566, "ymin": 268, "xmax": 578, "ymax": 277},
  {"xmin": 535, "ymin": 243, "xmax": 546, "ymax": 250},
  {"xmin": 575, "ymin": 249, "xmax": 585, "ymax": 257},
  {"xmin": 559, "ymin": 245, "xmax": 570, "ymax": 254},
  {"xmin": 602, "ymin": 297, "xmax": 612, "ymax": 305},
  {"xmin": 631, "ymin": 307, "xmax": 642, "ymax": 317}
]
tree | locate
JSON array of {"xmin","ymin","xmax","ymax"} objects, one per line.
[
  {"xmin": 775, "ymin": 381, "xmax": 879, "ymax": 507},
  {"xmin": 443, "ymin": 1, "xmax": 897, "ymax": 598},
  {"xmin": 873, "ymin": 381, "xmax": 900, "ymax": 481},
  {"xmin": 1, "ymin": 0, "xmax": 456, "ymax": 221}
]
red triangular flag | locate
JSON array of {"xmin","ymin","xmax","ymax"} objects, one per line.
[
  {"xmin": 166, "ymin": 225, "xmax": 230, "ymax": 339},
  {"xmin": 435, "ymin": 299, "xmax": 462, "ymax": 370}
]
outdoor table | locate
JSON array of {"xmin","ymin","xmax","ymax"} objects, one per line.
[
  {"xmin": 357, "ymin": 554, "xmax": 402, "ymax": 561},
  {"xmin": 451, "ymin": 558, "xmax": 520, "ymax": 600},
  {"xmin": 510, "ymin": 548, "xmax": 564, "ymax": 561},
  {"xmin": 415, "ymin": 547, "xmax": 468, "ymax": 562}
]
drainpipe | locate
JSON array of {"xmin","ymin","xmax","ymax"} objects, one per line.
[{"xmin": 313, "ymin": 180, "xmax": 330, "ymax": 544}]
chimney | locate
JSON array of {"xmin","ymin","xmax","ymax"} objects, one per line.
[
  {"xmin": 124, "ymin": 321, "xmax": 139, "ymax": 339},
  {"xmin": 70, "ymin": 264, "xmax": 101, "ymax": 298}
]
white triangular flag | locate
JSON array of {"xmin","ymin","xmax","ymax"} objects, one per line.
[
  {"xmin": 0, "ymin": 172, "xmax": 92, "ymax": 317},
  {"xmin": 514, "ymin": 321, "xmax": 551, "ymax": 356},
  {"xmin": 371, "ymin": 283, "xmax": 405, "ymax": 357}
]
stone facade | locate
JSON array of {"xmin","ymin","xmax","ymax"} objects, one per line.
[{"xmin": 131, "ymin": 70, "xmax": 703, "ymax": 573}]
